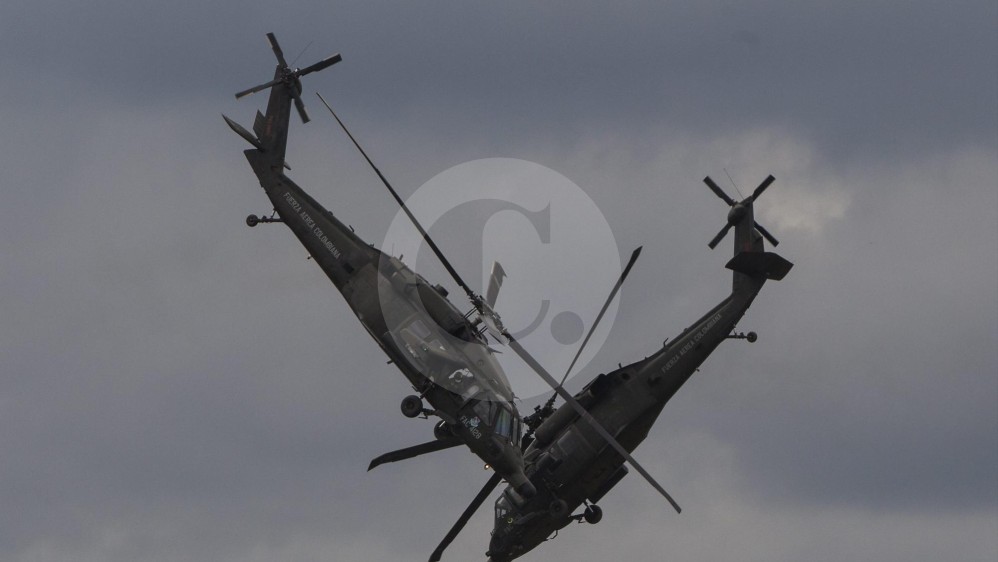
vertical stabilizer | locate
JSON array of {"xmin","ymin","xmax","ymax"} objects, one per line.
[
  {"xmin": 700, "ymin": 175, "xmax": 790, "ymax": 292},
  {"xmin": 228, "ymin": 33, "xmax": 342, "ymax": 167}
]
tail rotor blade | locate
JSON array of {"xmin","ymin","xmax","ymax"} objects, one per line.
[
  {"xmin": 708, "ymin": 223, "xmax": 733, "ymax": 249},
  {"xmin": 237, "ymin": 35, "xmax": 340, "ymax": 103},
  {"xmin": 704, "ymin": 176, "xmax": 736, "ymax": 206},
  {"xmin": 298, "ymin": 53, "xmax": 342, "ymax": 77},
  {"xmin": 292, "ymin": 89, "xmax": 310, "ymax": 123},
  {"xmin": 750, "ymin": 175, "xmax": 775, "ymax": 202},
  {"xmin": 429, "ymin": 472, "xmax": 504, "ymax": 562},
  {"xmin": 266, "ymin": 32, "xmax": 289, "ymax": 67},
  {"xmin": 754, "ymin": 221, "xmax": 780, "ymax": 247},
  {"xmin": 235, "ymin": 78, "xmax": 281, "ymax": 99},
  {"xmin": 702, "ymin": 173, "xmax": 780, "ymax": 249}
]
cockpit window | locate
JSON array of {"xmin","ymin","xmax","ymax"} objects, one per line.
[
  {"xmin": 472, "ymin": 399, "xmax": 493, "ymax": 423},
  {"xmin": 495, "ymin": 406, "xmax": 514, "ymax": 440},
  {"xmin": 468, "ymin": 400, "xmax": 521, "ymax": 443},
  {"xmin": 495, "ymin": 496, "xmax": 512, "ymax": 521}
]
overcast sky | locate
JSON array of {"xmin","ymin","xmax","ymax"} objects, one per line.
[{"xmin": 1, "ymin": 1, "xmax": 995, "ymax": 561}]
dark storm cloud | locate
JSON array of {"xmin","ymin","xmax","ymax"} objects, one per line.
[{"xmin": 0, "ymin": 1, "xmax": 995, "ymax": 561}]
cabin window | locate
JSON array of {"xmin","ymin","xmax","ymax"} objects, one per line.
[
  {"xmin": 495, "ymin": 407, "xmax": 514, "ymax": 440},
  {"xmin": 495, "ymin": 496, "xmax": 512, "ymax": 521},
  {"xmin": 472, "ymin": 399, "xmax": 495, "ymax": 423}
]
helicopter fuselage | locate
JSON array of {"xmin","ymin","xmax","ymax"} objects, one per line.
[
  {"xmin": 487, "ymin": 284, "xmax": 761, "ymax": 560},
  {"xmin": 487, "ymin": 223, "xmax": 792, "ymax": 560},
  {"xmin": 230, "ymin": 52, "xmax": 532, "ymax": 495}
]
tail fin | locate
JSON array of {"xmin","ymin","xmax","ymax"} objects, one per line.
[
  {"xmin": 726, "ymin": 251, "xmax": 793, "ymax": 281},
  {"xmin": 228, "ymin": 33, "xmax": 341, "ymax": 165},
  {"xmin": 700, "ymin": 174, "xmax": 792, "ymax": 289}
]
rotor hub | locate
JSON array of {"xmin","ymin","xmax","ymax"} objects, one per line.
[{"xmin": 727, "ymin": 203, "xmax": 748, "ymax": 224}]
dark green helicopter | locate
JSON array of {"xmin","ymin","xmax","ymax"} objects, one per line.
[
  {"xmin": 426, "ymin": 176, "xmax": 793, "ymax": 561},
  {"xmin": 223, "ymin": 33, "xmax": 541, "ymax": 497}
]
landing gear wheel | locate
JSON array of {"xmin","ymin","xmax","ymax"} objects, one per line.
[
  {"xmin": 400, "ymin": 395, "xmax": 423, "ymax": 418},
  {"xmin": 583, "ymin": 504, "xmax": 603, "ymax": 524},
  {"xmin": 548, "ymin": 499, "xmax": 569, "ymax": 518},
  {"xmin": 746, "ymin": 331, "xmax": 758, "ymax": 343},
  {"xmin": 433, "ymin": 420, "xmax": 454, "ymax": 440},
  {"xmin": 246, "ymin": 214, "xmax": 260, "ymax": 227}
]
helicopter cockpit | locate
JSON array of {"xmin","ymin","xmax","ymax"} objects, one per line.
[
  {"xmin": 468, "ymin": 396, "xmax": 521, "ymax": 443},
  {"xmin": 495, "ymin": 494, "xmax": 516, "ymax": 523},
  {"xmin": 488, "ymin": 489, "xmax": 534, "ymax": 561}
]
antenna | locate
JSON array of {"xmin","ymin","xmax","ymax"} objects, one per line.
[
  {"xmin": 290, "ymin": 40, "xmax": 314, "ymax": 68},
  {"xmin": 724, "ymin": 168, "xmax": 744, "ymax": 199}
]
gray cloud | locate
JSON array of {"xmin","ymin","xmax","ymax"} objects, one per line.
[{"xmin": 1, "ymin": 1, "xmax": 995, "ymax": 561}]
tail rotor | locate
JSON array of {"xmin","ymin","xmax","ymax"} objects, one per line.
[
  {"xmin": 703, "ymin": 174, "xmax": 780, "ymax": 249},
  {"xmin": 234, "ymin": 33, "xmax": 341, "ymax": 123}
]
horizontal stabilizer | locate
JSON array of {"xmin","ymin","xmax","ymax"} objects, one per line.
[
  {"xmin": 222, "ymin": 114, "xmax": 264, "ymax": 150},
  {"xmin": 367, "ymin": 438, "xmax": 463, "ymax": 471},
  {"xmin": 726, "ymin": 251, "xmax": 793, "ymax": 280}
]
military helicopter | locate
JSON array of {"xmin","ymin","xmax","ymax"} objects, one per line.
[
  {"xmin": 225, "ymin": 35, "xmax": 744, "ymax": 557},
  {"xmin": 223, "ymin": 33, "xmax": 538, "ymax": 497},
  {"xmin": 426, "ymin": 176, "xmax": 793, "ymax": 561}
]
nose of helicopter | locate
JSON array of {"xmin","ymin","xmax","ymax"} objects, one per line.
[{"xmin": 487, "ymin": 527, "xmax": 517, "ymax": 562}]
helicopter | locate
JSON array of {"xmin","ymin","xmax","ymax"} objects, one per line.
[
  {"xmin": 223, "ymin": 33, "xmax": 538, "ymax": 497},
  {"xmin": 426, "ymin": 176, "xmax": 793, "ymax": 561},
  {"xmin": 225, "ymin": 34, "xmax": 755, "ymax": 557}
]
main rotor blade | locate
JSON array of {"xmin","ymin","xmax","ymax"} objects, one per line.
[
  {"xmin": 368, "ymin": 438, "xmax": 463, "ymax": 471},
  {"xmin": 708, "ymin": 223, "xmax": 733, "ymax": 249},
  {"xmin": 291, "ymin": 89, "xmax": 310, "ymax": 123},
  {"xmin": 317, "ymin": 93, "xmax": 480, "ymax": 302},
  {"xmin": 235, "ymin": 78, "xmax": 282, "ymax": 99},
  {"xmin": 753, "ymin": 221, "xmax": 780, "ymax": 247},
  {"xmin": 557, "ymin": 246, "xmax": 641, "ymax": 388},
  {"xmin": 750, "ymin": 174, "xmax": 776, "ymax": 202},
  {"xmin": 266, "ymin": 32, "xmax": 289, "ymax": 68},
  {"xmin": 297, "ymin": 53, "xmax": 342, "ymax": 77},
  {"xmin": 485, "ymin": 261, "xmax": 507, "ymax": 309},
  {"xmin": 703, "ymin": 176, "xmax": 736, "ymax": 206},
  {"xmin": 504, "ymin": 334, "xmax": 682, "ymax": 513},
  {"xmin": 429, "ymin": 472, "xmax": 504, "ymax": 562}
]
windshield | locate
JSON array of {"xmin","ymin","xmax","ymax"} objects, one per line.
[
  {"xmin": 471, "ymin": 400, "xmax": 521, "ymax": 443},
  {"xmin": 495, "ymin": 495, "xmax": 512, "ymax": 522},
  {"xmin": 495, "ymin": 406, "xmax": 515, "ymax": 440}
]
